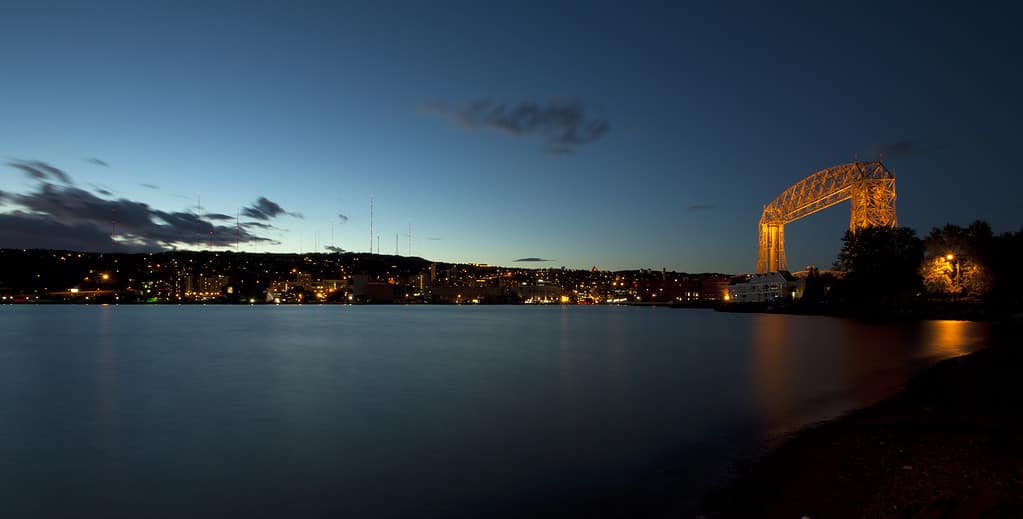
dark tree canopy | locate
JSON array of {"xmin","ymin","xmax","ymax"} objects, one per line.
[
  {"xmin": 923, "ymin": 220, "xmax": 992, "ymax": 262},
  {"xmin": 986, "ymin": 228, "xmax": 1023, "ymax": 306},
  {"xmin": 835, "ymin": 226, "xmax": 923, "ymax": 303}
]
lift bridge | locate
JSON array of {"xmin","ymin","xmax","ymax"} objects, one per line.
[{"xmin": 757, "ymin": 161, "xmax": 897, "ymax": 273}]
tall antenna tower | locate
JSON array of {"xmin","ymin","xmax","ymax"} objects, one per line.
[
  {"xmin": 196, "ymin": 194, "xmax": 201, "ymax": 247},
  {"xmin": 369, "ymin": 196, "xmax": 374, "ymax": 253}
]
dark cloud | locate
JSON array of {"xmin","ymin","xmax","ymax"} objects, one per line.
[
  {"xmin": 424, "ymin": 98, "xmax": 609, "ymax": 152},
  {"xmin": 0, "ymin": 211, "xmax": 128, "ymax": 252},
  {"xmin": 1, "ymin": 181, "xmax": 273, "ymax": 250},
  {"xmin": 89, "ymin": 184, "xmax": 114, "ymax": 196},
  {"xmin": 140, "ymin": 183, "xmax": 160, "ymax": 190},
  {"xmin": 242, "ymin": 197, "xmax": 302, "ymax": 220},
  {"xmin": 514, "ymin": 257, "xmax": 553, "ymax": 262},
  {"xmin": 325, "ymin": 245, "xmax": 346, "ymax": 253},
  {"xmin": 338, "ymin": 213, "xmax": 349, "ymax": 223},
  {"xmin": 204, "ymin": 213, "xmax": 234, "ymax": 221},
  {"xmin": 867, "ymin": 140, "xmax": 947, "ymax": 159},
  {"xmin": 241, "ymin": 221, "xmax": 275, "ymax": 230},
  {"xmin": 687, "ymin": 203, "xmax": 715, "ymax": 211},
  {"xmin": 87, "ymin": 158, "xmax": 109, "ymax": 167},
  {"xmin": 8, "ymin": 160, "xmax": 72, "ymax": 183}
]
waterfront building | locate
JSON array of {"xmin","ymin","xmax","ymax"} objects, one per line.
[{"xmin": 728, "ymin": 271, "xmax": 802, "ymax": 303}]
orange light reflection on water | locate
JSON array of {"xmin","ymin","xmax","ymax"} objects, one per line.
[
  {"xmin": 750, "ymin": 315, "xmax": 991, "ymax": 441},
  {"xmin": 921, "ymin": 319, "xmax": 975, "ymax": 359}
]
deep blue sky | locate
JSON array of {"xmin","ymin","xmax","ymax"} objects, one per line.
[{"xmin": 2, "ymin": 2, "xmax": 1020, "ymax": 272}]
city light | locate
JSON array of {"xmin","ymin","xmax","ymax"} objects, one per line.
[{"xmin": 0, "ymin": 249, "xmax": 737, "ymax": 305}]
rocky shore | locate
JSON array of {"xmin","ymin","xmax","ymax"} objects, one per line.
[{"xmin": 701, "ymin": 320, "xmax": 1023, "ymax": 518}]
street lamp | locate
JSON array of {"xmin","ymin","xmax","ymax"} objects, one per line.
[{"xmin": 945, "ymin": 253, "xmax": 960, "ymax": 300}]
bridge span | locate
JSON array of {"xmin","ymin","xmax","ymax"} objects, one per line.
[{"xmin": 757, "ymin": 161, "xmax": 897, "ymax": 273}]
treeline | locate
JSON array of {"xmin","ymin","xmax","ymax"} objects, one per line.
[{"xmin": 805, "ymin": 221, "xmax": 1023, "ymax": 312}]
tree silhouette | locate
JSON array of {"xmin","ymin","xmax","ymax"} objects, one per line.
[{"xmin": 835, "ymin": 226, "xmax": 923, "ymax": 304}]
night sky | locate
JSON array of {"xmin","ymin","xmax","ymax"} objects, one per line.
[{"xmin": 2, "ymin": 2, "xmax": 1020, "ymax": 273}]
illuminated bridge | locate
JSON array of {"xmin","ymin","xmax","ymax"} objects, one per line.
[{"xmin": 757, "ymin": 161, "xmax": 897, "ymax": 273}]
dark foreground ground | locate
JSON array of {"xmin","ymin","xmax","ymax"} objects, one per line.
[{"xmin": 701, "ymin": 319, "xmax": 1023, "ymax": 518}]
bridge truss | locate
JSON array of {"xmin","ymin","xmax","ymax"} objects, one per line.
[{"xmin": 757, "ymin": 161, "xmax": 897, "ymax": 273}]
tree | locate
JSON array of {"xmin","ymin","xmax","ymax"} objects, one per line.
[
  {"xmin": 835, "ymin": 226, "xmax": 923, "ymax": 303},
  {"xmin": 987, "ymin": 228, "xmax": 1023, "ymax": 307},
  {"xmin": 920, "ymin": 221, "xmax": 993, "ymax": 298}
]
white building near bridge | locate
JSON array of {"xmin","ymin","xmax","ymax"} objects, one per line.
[{"xmin": 728, "ymin": 271, "xmax": 802, "ymax": 303}]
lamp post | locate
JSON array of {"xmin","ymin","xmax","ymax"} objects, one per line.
[{"xmin": 945, "ymin": 253, "xmax": 960, "ymax": 300}]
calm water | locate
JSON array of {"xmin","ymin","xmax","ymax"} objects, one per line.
[{"xmin": 0, "ymin": 305, "xmax": 991, "ymax": 518}]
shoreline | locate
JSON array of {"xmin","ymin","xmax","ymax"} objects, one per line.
[
  {"xmin": 716, "ymin": 300, "xmax": 1022, "ymax": 323},
  {"xmin": 700, "ymin": 319, "xmax": 1023, "ymax": 518}
]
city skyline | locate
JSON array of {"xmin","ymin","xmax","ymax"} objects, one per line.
[{"xmin": 2, "ymin": 3, "xmax": 1020, "ymax": 273}]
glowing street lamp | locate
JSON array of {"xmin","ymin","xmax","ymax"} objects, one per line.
[{"xmin": 944, "ymin": 253, "xmax": 960, "ymax": 299}]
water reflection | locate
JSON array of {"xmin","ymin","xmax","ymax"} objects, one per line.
[
  {"xmin": 751, "ymin": 315, "xmax": 791, "ymax": 429},
  {"xmin": 0, "ymin": 306, "xmax": 998, "ymax": 519},
  {"xmin": 558, "ymin": 306, "xmax": 581, "ymax": 414},
  {"xmin": 751, "ymin": 315, "xmax": 990, "ymax": 440},
  {"xmin": 921, "ymin": 319, "xmax": 980, "ymax": 358},
  {"xmin": 603, "ymin": 310, "xmax": 631, "ymax": 412},
  {"xmin": 96, "ymin": 305, "xmax": 119, "ymax": 427}
]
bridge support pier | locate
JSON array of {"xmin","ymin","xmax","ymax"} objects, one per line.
[{"xmin": 757, "ymin": 221, "xmax": 785, "ymax": 273}]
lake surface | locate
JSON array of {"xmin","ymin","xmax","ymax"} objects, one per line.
[{"xmin": 0, "ymin": 305, "xmax": 991, "ymax": 518}]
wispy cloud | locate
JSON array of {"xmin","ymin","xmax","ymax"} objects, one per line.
[
  {"xmin": 866, "ymin": 140, "xmax": 947, "ymax": 159},
  {"xmin": 514, "ymin": 257, "xmax": 553, "ymax": 262},
  {"xmin": 140, "ymin": 183, "xmax": 159, "ymax": 190},
  {"xmin": 8, "ymin": 160, "xmax": 72, "ymax": 184},
  {"xmin": 204, "ymin": 212, "xmax": 234, "ymax": 221},
  {"xmin": 86, "ymin": 158, "xmax": 109, "ymax": 167},
  {"xmin": 325, "ymin": 245, "xmax": 346, "ymax": 253},
  {"xmin": 240, "ymin": 221, "xmax": 275, "ymax": 230},
  {"xmin": 242, "ymin": 197, "xmax": 302, "ymax": 220},
  {"xmin": 338, "ymin": 213, "xmax": 349, "ymax": 223},
  {"xmin": 424, "ymin": 98, "xmax": 609, "ymax": 152}
]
